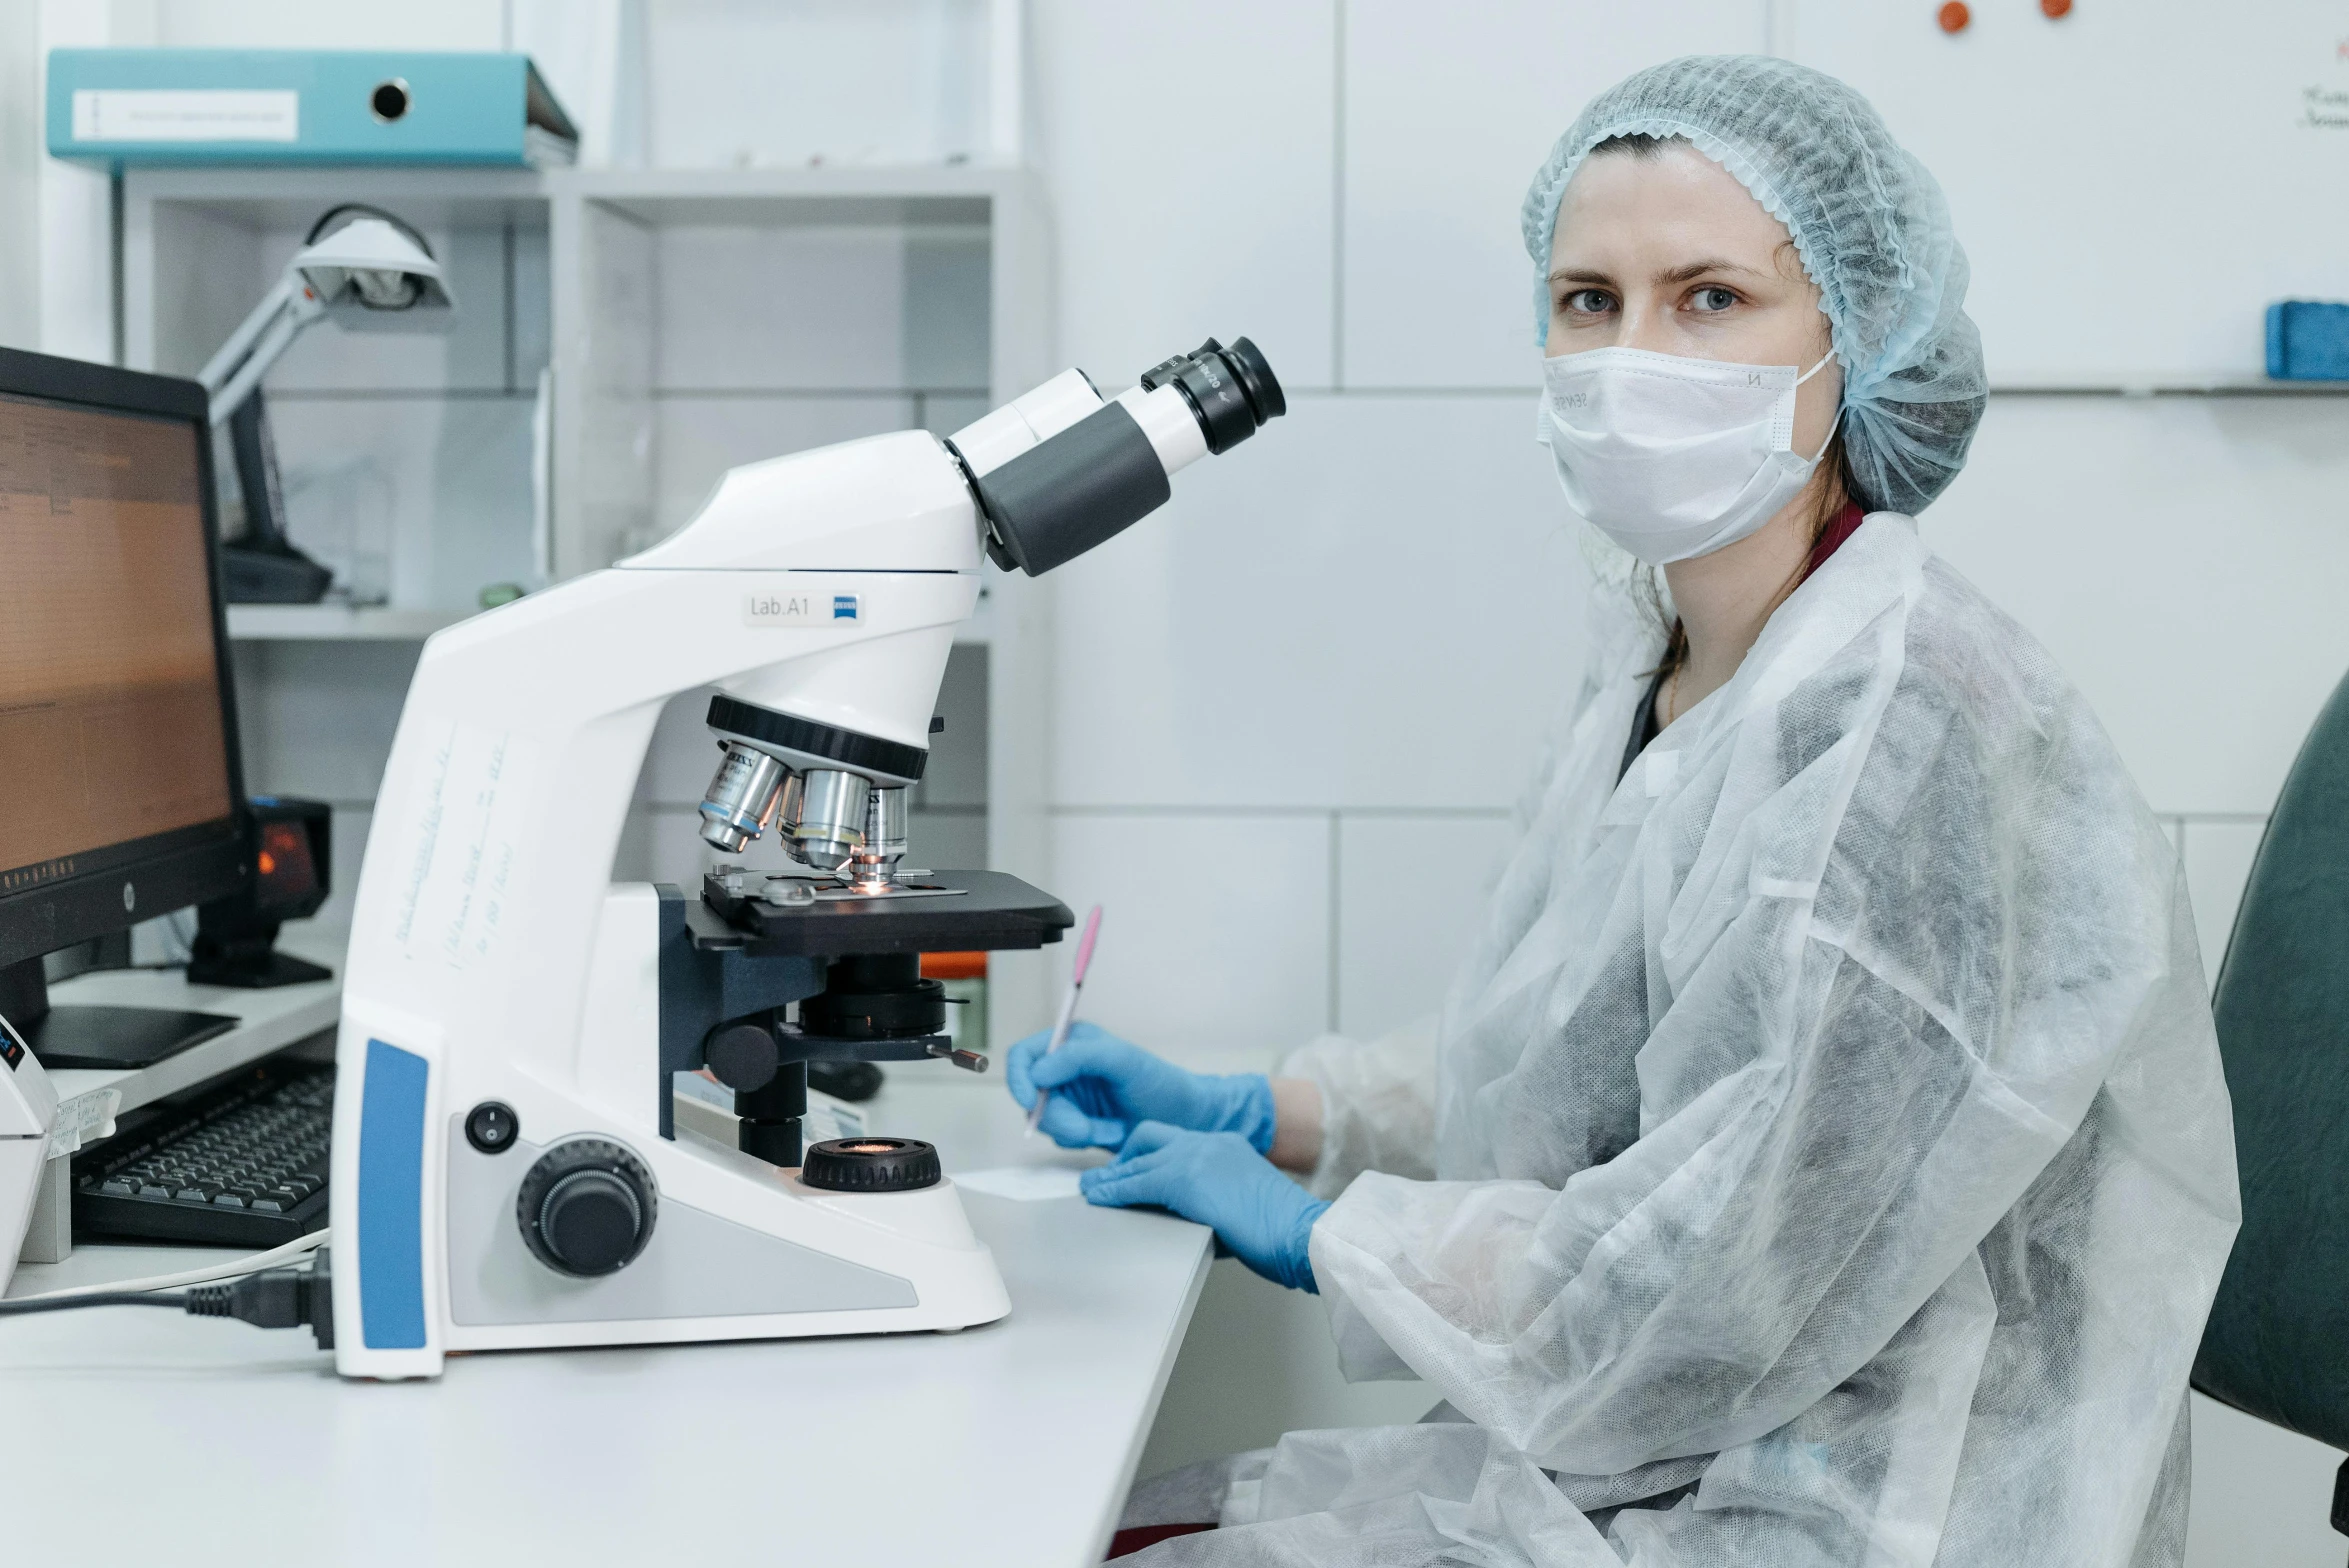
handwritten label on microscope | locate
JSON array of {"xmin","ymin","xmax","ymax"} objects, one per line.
[
  {"xmin": 745, "ymin": 591, "xmax": 861, "ymax": 627},
  {"xmin": 391, "ymin": 722, "xmax": 544, "ymax": 973}
]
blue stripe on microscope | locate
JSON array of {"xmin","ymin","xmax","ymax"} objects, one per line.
[{"xmin": 358, "ymin": 1039, "xmax": 430, "ymax": 1350}]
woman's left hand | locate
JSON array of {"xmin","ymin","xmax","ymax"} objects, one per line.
[{"xmin": 1079, "ymin": 1122, "xmax": 1330, "ymax": 1293}]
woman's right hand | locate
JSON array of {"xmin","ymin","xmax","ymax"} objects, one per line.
[{"xmin": 1004, "ymin": 1021, "xmax": 1277, "ymax": 1153}]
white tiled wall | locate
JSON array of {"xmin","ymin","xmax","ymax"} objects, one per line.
[
  {"xmin": 1341, "ymin": 0, "xmax": 1767, "ymax": 389},
  {"xmin": 644, "ymin": 0, "xmax": 997, "ymax": 168},
  {"xmin": 1335, "ymin": 814, "xmax": 1515, "ymax": 1038},
  {"xmin": 1030, "ymin": 0, "xmax": 1339, "ymax": 392},
  {"xmin": 1048, "ymin": 394, "xmax": 1589, "ymax": 817},
  {"xmin": 1928, "ymin": 397, "xmax": 2349, "ymax": 819},
  {"xmin": 1049, "ymin": 812, "xmax": 1333, "ymax": 1061}
]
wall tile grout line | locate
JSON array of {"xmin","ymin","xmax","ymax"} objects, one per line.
[
  {"xmin": 648, "ymin": 386, "xmax": 990, "ymax": 401},
  {"xmin": 262, "ymin": 385, "xmax": 1003, "ymax": 404},
  {"xmin": 503, "ymin": 222, "xmax": 518, "ymax": 395},
  {"xmin": 1330, "ymin": 0, "xmax": 1347, "ymax": 393},
  {"xmin": 1327, "ymin": 811, "xmax": 1343, "ymax": 1034},
  {"xmin": 1295, "ymin": 386, "xmax": 1538, "ymax": 398},
  {"xmin": 1046, "ymin": 805, "xmax": 1514, "ymax": 820},
  {"xmin": 266, "ymin": 388, "xmax": 540, "ymax": 402}
]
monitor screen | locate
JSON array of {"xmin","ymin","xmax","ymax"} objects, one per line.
[{"xmin": 0, "ymin": 390, "xmax": 235, "ymax": 895}]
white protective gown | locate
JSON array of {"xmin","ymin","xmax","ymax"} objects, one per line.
[{"xmin": 1126, "ymin": 515, "xmax": 2240, "ymax": 1566}]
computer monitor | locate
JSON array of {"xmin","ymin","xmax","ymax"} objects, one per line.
[{"xmin": 0, "ymin": 347, "xmax": 253, "ymax": 1069}]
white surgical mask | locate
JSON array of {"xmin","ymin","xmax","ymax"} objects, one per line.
[{"xmin": 1537, "ymin": 345, "xmax": 1839, "ymax": 565}]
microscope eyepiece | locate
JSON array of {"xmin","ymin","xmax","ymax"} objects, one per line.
[
  {"xmin": 964, "ymin": 334, "xmax": 1285, "ymax": 577},
  {"xmin": 1140, "ymin": 337, "xmax": 1285, "ymax": 453}
]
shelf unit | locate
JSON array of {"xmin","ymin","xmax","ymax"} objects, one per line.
[
  {"xmin": 119, "ymin": 162, "xmax": 1059, "ymax": 1036},
  {"xmin": 226, "ymin": 605, "xmax": 473, "ymax": 641}
]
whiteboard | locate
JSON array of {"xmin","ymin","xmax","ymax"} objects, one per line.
[{"xmin": 1783, "ymin": 0, "xmax": 2349, "ymax": 387}]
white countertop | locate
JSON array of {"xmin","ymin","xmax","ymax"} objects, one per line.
[{"xmin": 2, "ymin": 1071, "xmax": 1213, "ymax": 1567}]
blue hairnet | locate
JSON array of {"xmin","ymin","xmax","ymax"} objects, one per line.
[{"xmin": 1522, "ymin": 55, "xmax": 1986, "ymax": 515}]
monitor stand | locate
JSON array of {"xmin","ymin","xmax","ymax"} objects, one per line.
[{"xmin": 0, "ymin": 954, "xmax": 239, "ymax": 1071}]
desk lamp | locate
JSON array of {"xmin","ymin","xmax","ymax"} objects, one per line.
[{"xmin": 196, "ymin": 204, "xmax": 455, "ymax": 602}]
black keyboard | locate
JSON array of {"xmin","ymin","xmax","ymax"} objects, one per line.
[{"xmin": 72, "ymin": 1058, "xmax": 333, "ymax": 1248}]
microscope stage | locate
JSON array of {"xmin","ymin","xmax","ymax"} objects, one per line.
[{"xmin": 697, "ymin": 869, "xmax": 1075, "ymax": 957}]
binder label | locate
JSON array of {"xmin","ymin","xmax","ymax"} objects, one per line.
[{"xmin": 72, "ymin": 89, "xmax": 299, "ymax": 143}]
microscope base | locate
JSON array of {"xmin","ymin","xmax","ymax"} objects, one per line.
[{"xmin": 440, "ymin": 1121, "xmax": 1004, "ymax": 1346}]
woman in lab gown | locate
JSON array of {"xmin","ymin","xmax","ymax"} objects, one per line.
[{"xmin": 1008, "ymin": 55, "xmax": 2239, "ymax": 1567}]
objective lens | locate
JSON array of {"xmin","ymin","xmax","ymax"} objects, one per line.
[
  {"xmin": 849, "ymin": 786, "xmax": 910, "ymax": 891},
  {"xmin": 698, "ymin": 742, "xmax": 788, "ymax": 853},
  {"xmin": 792, "ymin": 769, "xmax": 872, "ymax": 872}
]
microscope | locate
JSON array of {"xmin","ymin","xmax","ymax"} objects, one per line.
[{"xmin": 330, "ymin": 339, "xmax": 1283, "ymax": 1379}]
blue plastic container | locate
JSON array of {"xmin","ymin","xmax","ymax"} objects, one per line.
[{"xmin": 2266, "ymin": 301, "xmax": 2349, "ymax": 381}]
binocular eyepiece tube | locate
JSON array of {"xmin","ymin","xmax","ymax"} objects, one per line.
[{"xmin": 959, "ymin": 336, "xmax": 1284, "ymax": 578}]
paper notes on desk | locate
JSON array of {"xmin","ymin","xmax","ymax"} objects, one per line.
[{"xmin": 952, "ymin": 1166, "xmax": 1084, "ymax": 1202}]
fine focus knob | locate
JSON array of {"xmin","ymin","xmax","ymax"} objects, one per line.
[
  {"xmin": 799, "ymin": 1137, "xmax": 941, "ymax": 1193},
  {"xmin": 516, "ymin": 1138, "xmax": 657, "ymax": 1277}
]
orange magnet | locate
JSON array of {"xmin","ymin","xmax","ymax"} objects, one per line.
[
  {"xmin": 2041, "ymin": 0, "xmax": 2073, "ymax": 15},
  {"xmin": 1938, "ymin": 1, "xmax": 1972, "ymax": 33}
]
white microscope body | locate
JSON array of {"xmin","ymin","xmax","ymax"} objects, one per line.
[{"xmin": 330, "ymin": 340, "xmax": 1283, "ymax": 1378}]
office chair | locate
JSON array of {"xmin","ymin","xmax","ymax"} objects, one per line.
[{"xmin": 2193, "ymin": 668, "xmax": 2349, "ymax": 1555}]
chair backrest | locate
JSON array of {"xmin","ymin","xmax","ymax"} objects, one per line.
[{"xmin": 2194, "ymin": 668, "xmax": 2349, "ymax": 1447}]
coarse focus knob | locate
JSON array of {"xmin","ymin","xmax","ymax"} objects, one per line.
[{"xmin": 516, "ymin": 1138, "xmax": 657, "ymax": 1277}]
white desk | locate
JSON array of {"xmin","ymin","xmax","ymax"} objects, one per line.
[
  {"xmin": 3, "ymin": 1074, "xmax": 1215, "ymax": 1567},
  {"xmin": 16, "ymin": 925, "xmax": 347, "ymax": 1262},
  {"xmin": 38, "ymin": 922, "xmax": 347, "ymax": 1117}
]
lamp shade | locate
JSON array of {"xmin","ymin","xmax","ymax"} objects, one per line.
[{"xmin": 291, "ymin": 216, "xmax": 453, "ymax": 330}]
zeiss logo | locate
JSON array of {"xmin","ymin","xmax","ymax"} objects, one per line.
[{"xmin": 745, "ymin": 590, "xmax": 865, "ymax": 628}]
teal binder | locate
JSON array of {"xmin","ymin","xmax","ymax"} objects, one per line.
[{"xmin": 47, "ymin": 50, "xmax": 579, "ymax": 168}]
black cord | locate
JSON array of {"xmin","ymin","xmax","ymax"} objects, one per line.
[
  {"xmin": 0, "ymin": 1251, "xmax": 334, "ymax": 1347},
  {"xmin": 0, "ymin": 1290, "xmax": 190, "ymax": 1316}
]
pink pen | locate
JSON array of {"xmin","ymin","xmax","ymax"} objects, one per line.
[{"xmin": 1025, "ymin": 905, "xmax": 1103, "ymax": 1136}]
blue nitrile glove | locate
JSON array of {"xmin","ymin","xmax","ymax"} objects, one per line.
[
  {"xmin": 1006, "ymin": 1022, "xmax": 1276, "ymax": 1153},
  {"xmin": 1079, "ymin": 1121, "xmax": 1330, "ymax": 1293}
]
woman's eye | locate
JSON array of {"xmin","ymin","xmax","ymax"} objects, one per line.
[
  {"xmin": 1560, "ymin": 289, "xmax": 1615, "ymax": 316},
  {"xmin": 1690, "ymin": 286, "xmax": 1739, "ymax": 313}
]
